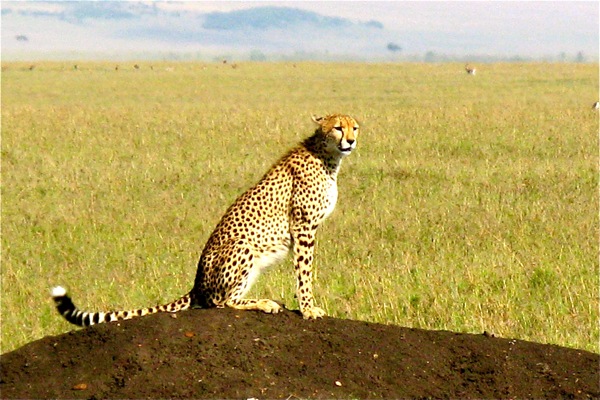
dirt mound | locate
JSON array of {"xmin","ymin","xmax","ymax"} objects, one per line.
[{"xmin": 1, "ymin": 308, "xmax": 598, "ymax": 399}]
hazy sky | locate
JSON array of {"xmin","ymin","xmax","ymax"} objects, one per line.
[
  {"xmin": 145, "ymin": 0, "xmax": 599, "ymax": 37},
  {"xmin": 163, "ymin": 1, "xmax": 597, "ymax": 32},
  {"xmin": 2, "ymin": 1, "xmax": 598, "ymax": 60}
]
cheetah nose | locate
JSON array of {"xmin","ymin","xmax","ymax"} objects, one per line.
[{"xmin": 346, "ymin": 139, "xmax": 355, "ymax": 145}]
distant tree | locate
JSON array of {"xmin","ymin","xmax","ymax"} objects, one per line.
[
  {"xmin": 387, "ymin": 42, "xmax": 401, "ymax": 53},
  {"xmin": 15, "ymin": 35, "xmax": 28, "ymax": 42},
  {"xmin": 575, "ymin": 51, "xmax": 586, "ymax": 63},
  {"xmin": 424, "ymin": 51, "xmax": 437, "ymax": 62},
  {"xmin": 249, "ymin": 50, "xmax": 267, "ymax": 62},
  {"xmin": 558, "ymin": 52, "xmax": 567, "ymax": 62}
]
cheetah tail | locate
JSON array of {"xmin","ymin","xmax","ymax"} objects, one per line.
[{"xmin": 50, "ymin": 286, "xmax": 191, "ymax": 327}]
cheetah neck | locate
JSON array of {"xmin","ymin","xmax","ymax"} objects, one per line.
[{"xmin": 302, "ymin": 134, "xmax": 344, "ymax": 178}]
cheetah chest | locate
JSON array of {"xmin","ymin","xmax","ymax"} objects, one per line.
[{"xmin": 322, "ymin": 179, "xmax": 338, "ymax": 221}]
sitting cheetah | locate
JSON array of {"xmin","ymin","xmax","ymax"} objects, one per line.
[{"xmin": 52, "ymin": 114, "xmax": 359, "ymax": 325}]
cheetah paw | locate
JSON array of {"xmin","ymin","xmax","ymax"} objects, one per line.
[
  {"xmin": 301, "ymin": 306, "xmax": 326, "ymax": 319},
  {"xmin": 257, "ymin": 299, "xmax": 282, "ymax": 314}
]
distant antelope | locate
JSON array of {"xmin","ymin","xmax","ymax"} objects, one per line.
[
  {"xmin": 593, "ymin": 101, "xmax": 599, "ymax": 110},
  {"xmin": 465, "ymin": 64, "xmax": 476, "ymax": 75}
]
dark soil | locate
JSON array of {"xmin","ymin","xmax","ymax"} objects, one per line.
[{"xmin": 1, "ymin": 308, "xmax": 598, "ymax": 399}]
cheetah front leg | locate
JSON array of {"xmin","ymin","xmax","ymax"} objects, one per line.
[{"xmin": 292, "ymin": 230, "xmax": 325, "ymax": 319}]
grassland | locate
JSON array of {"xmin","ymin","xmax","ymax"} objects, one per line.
[{"xmin": 1, "ymin": 61, "xmax": 598, "ymax": 354}]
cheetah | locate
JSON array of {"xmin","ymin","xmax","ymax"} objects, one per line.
[{"xmin": 52, "ymin": 114, "xmax": 359, "ymax": 325}]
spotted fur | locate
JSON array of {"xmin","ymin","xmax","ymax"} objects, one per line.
[{"xmin": 52, "ymin": 114, "xmax": 359, "ymax": 325}]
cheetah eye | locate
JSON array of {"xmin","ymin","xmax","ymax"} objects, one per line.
[
  {"xmin": 334, "ymin": 126, "xmax": 343, "ymax": 132},
  {"xmin": 353, "ymin": 126, "xmax": 358, "ymax": 131}
]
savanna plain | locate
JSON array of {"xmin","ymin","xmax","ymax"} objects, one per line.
[{"xmin": 1, "ymin": 62, "xmax": 598, "ymax": 354}]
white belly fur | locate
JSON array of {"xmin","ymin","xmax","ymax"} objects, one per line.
[
  {"xmin": 323, "ymin": 181, "xmax": 338, "ymax": 220},
  {"xmin": 242, "ymin": 242, "xmax": 290, "ymax": 298}
]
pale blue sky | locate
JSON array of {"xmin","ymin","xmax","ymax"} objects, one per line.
[{"xmin": 2, "ymin": 1, "xmax": 598, "ymax": 60}]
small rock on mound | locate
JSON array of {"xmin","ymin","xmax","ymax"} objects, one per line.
[{"xmin": 1, "ymin": 308, "xmax": 598, "ymax": 399}]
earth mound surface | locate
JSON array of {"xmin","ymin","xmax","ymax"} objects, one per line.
[{"xmin": 1, "ymin": 308, "xmax": 598, "ymax": 399}]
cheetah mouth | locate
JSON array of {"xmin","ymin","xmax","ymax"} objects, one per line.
[{"xmin": 339, "ymin": 146, "xmax": 353, "ymax": 153}]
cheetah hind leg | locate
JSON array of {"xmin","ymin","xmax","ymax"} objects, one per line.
[
  {"xmin": 301, "ymin": 305, "xmax": 326, "ymax": 319},
  {"xmin": 225, "ymin": 298, "xmax": 282, "ymax": 314},
  {"xmin": 207, "ymin": 241, "xmax": 283, "ymax": 315}
]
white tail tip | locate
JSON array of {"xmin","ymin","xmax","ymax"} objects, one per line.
[{"xmin": 51, "ymin": 286, "xmax": 67, "ymax": 298}]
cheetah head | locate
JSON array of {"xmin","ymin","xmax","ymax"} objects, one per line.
[{"xmin": 311, "ymin": 114, "xmax": 359, "ymax": 157}]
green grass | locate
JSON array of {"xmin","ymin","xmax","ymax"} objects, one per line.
[{"xmin": 1, "ymin": 61, "xmax": 598, "ymax": 353}]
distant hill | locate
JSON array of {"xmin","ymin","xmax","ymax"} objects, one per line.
[
  {"xmin": 2, "ymin": 2, "xmax": 157, "ymax": 22},
  {"xmin": 5, "ymin": 3, "xmax": 384, "ymax": 30},
  {"xmin": 2, "ymin": 3, "xmax": 393, "ymax": 60},
  {"xmin": 202, "ymin": 6, "xmax": 384, "ymax": 31}
]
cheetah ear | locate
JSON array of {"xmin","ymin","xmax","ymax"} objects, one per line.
[{"xmin": 311, "ymin": 115, "xmax": 324, "ymax": 125}]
